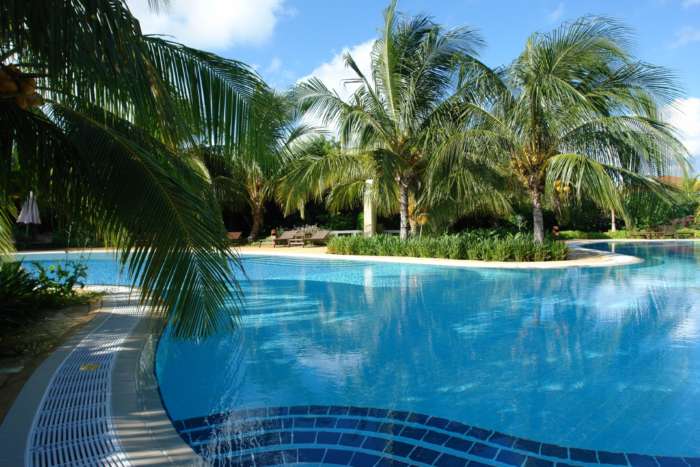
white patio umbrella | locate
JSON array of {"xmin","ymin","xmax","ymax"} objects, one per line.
[{"xmin": 17, "ymin": 191, "xmax": 41, "ymax": 225}]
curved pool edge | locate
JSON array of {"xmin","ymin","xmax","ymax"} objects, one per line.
[
  {"xmin": 238, "ymin": 244, "xmax": 644, "ymax": 269},
  {"xmin": 0, "ymin": 290, "xmax": 202, "ymax": 466},
  {"xmin": 12, "ymin": 241, "xmax": 648, "ymax": 270},
  {"xmin": 110, "ymin": 298, "xmax": 204, "ymax": 466}
]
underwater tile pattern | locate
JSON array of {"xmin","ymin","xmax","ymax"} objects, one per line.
[{"xmin": 171, "ymin": 405, "xmax": 700, "ymax": 467}]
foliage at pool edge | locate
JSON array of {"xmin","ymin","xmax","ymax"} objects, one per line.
[{"xmin": 327, "ymin": 233, "xmax": 568, "ymax": 262}]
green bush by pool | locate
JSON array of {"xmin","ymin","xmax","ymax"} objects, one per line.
[{"xmin": 327, "ymin": 233, "xmax": 568, "ymax": 262}]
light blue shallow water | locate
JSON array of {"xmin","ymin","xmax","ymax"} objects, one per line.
[{"xmin": 22, "ymin": 243, "xmax": 700, "ymax": 457}]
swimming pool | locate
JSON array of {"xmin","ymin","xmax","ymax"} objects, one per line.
[{"xmin": 23, "ymin": 242, "xmax": 700, "ymax": 466}]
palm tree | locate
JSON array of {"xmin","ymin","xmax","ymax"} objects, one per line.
[
  {"xmin": 201, "ymin": 89, "xmax": 308, "ymax": 240},
  {"xmin": 0, "ymin": 0, "xmax": 260, "ymax": 337},
  {"xmin": 452, "ymin": 17, "xmax": 687, "ymax": 242},
  {"xmin": 292, "ymin": 0, "xmax": 496, "ymax": 239}
]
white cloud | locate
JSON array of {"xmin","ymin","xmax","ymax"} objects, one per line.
[
  {"xmin": 127, "ymin": 0, "xmax": 285, "ymax": 51},
  {"xmin": 664, "ymin": 97, "xmax": 700, "ymax": 170},
  {"xmin": 266, "ymin": 57, "xmax": 283, "ymax": 74},
  {"xmin": 548, "ymin": 2, "xmax": 565, "ymax": 22},
  {"xmin": 299, "ymin": 40, "xmax": 375, "ymax": 101},
  {"xmin": 670, "ymin": 26, "xmax": 700, "ymax": 48},
  {"xmin": 683, "ymin": 0, "xmax": 700, "ymax": 7},
  {"xmin": 297, "ymin": 40, "xmax": 375, "ymax": 132}
]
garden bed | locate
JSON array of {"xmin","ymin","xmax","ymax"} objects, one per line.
[{"xmin": 327, "ymin": 233, "xmax": 568, "ymax": 262}]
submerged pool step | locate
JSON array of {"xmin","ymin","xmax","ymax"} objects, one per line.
[{"xmin": 170, "ymin": 405, "xmax": 699, "ymax": 467}]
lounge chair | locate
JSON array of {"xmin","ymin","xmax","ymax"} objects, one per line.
[
  {"xmin": 273, "ymin": 230, "xmax": 296, "ymax": 247},
  {"xmin": 289, "ymin": 232, "xmax": 306, "ymax": 247},
  {"xmin": 227, "ymin": 231, "xmax": 244, "ymax": 244},
  {"xmin": 659, "ymin": 225, "xmax": 676, "ymax": 238},
  {"xmin": 306, "ymin": 229, "xmax": 331, "ymax": 246}
]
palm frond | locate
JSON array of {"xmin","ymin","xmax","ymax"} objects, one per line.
[
  {"xmin": 16, "ymin": 103, "xmax": 240, "ymax": 338},
  {"xmin": 143, "ymin": 36, "xmax": 259, "ymax": 147},
  {"xmin": 0, "ymin": 203, "xmax": 14, "ymax": 257}
]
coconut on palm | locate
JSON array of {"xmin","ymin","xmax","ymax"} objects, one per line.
[
  {"xmin": 0, "ymin": 69, "xmax": 18, "ymax": 94},
  {"xmin": 27, "ymin": 92, "xmax": 44, "ymax": 107},
  {"xmin": 19, "ymin": 77, "xmax": 36, "ymax": 95},
  {"xmin": 15, "ymin": 95, "xmax": 28, "ymax": 110}
]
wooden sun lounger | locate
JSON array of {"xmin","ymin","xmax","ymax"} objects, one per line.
[
  {"xmin": 273, "ymin": 230, "xmax": 296, "ymax": 247},
  {"xmin": 306, "ymin": 229, "xmax": 331, "ymax": 246},
  {"xmin": 227, "ymin": 231, "xmax": 244, "ymax": 244},
  {"xmin": 289, "ymin": 232, "xmax": 306, "ymax": 247}
]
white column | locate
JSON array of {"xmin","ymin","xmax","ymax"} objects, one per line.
[{"xmin": 363, "ymin": 179, "xmax": 376, "ymax": 237}]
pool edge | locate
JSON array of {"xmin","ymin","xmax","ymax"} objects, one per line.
[{"xmin": 111, "ymin": 305, "xmax": 203, "ymax": 466}]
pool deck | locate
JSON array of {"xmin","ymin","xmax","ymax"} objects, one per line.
[{"xmin": 1, "ymin": 240, "xmax": 697, "ymax": 466}]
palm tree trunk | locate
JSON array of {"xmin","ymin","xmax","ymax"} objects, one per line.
[
  {"xmin": 399, "ymin": 177, "xmax": 409, "ymax": 240},
  {"xmin": 249, "ymin": 203, "xmax": 264, "ymax": 240},
  {"xmin": 0, "ymin": 127, "xmax": 12, "ymax": 199},
  {"xmin": 531, "ymin": 190, "xmax": 545, "ymax": 243},
  {"xmin": 610, "ymin": 209, "xmax": 617, "ymax": 232},
  {"xmin": 552, "ymin": 193, "xmax": 563, "ymax": 226}
]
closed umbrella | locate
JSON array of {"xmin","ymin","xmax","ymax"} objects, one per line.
[{"xmin": 17, "ymin": 191, "xmax": 41, "ymax": 237}]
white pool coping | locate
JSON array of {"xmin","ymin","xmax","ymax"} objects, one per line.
[{"xmin": 238, "ymin": 245, "xmax": 644, "ymax": 269}]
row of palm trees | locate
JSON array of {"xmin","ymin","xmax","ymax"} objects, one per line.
[
  {"xmin": 0, "ymin": 0, "xmax": 690, "ymax": 337},
  {"xmin": 281, "ymin": 1, "xmax": 688, "ymax": 242}
]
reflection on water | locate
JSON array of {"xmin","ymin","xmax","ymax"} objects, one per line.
[{"xmin": 124, "ymin": 244, "xmax": 700, "ymax": 455}]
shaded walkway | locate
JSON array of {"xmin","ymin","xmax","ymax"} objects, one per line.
[{"xmin": 27, "ymin": 293, "xmax": 142, "ymax": 467}]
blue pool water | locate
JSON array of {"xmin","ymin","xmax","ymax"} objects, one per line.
[{"xmin": 21, "ymin": 243, "xmax": 700, "ymax": 465}]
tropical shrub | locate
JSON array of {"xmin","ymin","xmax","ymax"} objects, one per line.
[
  {"xmin": 327, "ymin": 233, "xmax": 568, "ymax": 262},
  {"xmin": 558, "ymin": 228, "xmax": 700, "ymax": 240},
  {"xmin": 624, "ymin": 191, "xmax": 697, "ymax": 229},
  {"xmin": 33, "ymin": 262, "xmax": 88, "ymax": 299},
  {"xmin": 676, "ymin": 228, "xmax": 700, "ymax": 238},
  {"xmin": 0, "ymin": 261, "xmax": 95, "ymax": 323}
]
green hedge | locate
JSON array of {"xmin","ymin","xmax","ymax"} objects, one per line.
[
  {"xmin": 558, "ymin": 230, "xmax": 629, "ymax": 240},
  {"xmin": 558, "ymin": 228, "xmax": 700, "ymax": 240},
  {"xmin": 327, "ymin": 233, "xmax": 568, "ymax": 262}
]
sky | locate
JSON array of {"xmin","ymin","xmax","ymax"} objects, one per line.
[{"xmin": 128, "ymin": 0, "xmax": 700, "ymax": 169}]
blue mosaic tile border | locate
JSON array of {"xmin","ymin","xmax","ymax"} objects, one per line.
[{"xmin": 171, "ymin": 405, "xmax": 700, "ymax": 467}]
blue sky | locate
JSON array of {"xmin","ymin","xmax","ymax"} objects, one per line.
[{"xmin": 131, "ymin": 0, "xmax": 700, "ymax": 164}]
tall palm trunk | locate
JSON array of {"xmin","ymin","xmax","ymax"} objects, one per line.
[
  {"xmin": 531, "ymin": 189, "xmax": 545, "ymax": 243},
  {"xmin": 249, "ymin": 202, "xmax": 264, "ymax": 240},
  {"xmin": 610, "ymin": 209, "xmax": 617, "ymax": 232},
  {"xmin": 0, "ymin": 128, "xmax": 12, "ymax": 199},
  {"xmin": 398, "ymin": 176, "xmax": 409, "ymax": 240},
  {"xmin": 408, "ymin": 193, "xmax": 418, "ymax": 236}
]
